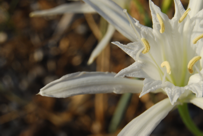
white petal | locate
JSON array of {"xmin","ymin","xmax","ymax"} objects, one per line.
[
  {"xmin": 149, "ymin": 0, "xmax": 170, "ymax": 31},
  {"xmin": 188, "ymin": 97, "xmax": 203, "ymax": 110},
  {"xmin": 164, "ymin": 86, "xmax": 185, "ymax": 105},
  {"xmin": 118, "ymin": 98, "xmax": 176, "ymax": 136},
  {"xmin": 188, "ymin": 0, "xmax": 203, "ymax": 18},
  {"xmin": 173, "ymin": 0, "xmax": 186, "ymax": 20},
  {"xmin": 112, "ymin": 41, "xmax": 143, "ymax": 60},
  {"xmin": 116, "ymin": 62, "xmax": 148, "ymax": 78},
  {"xmin": 191, "ymin": 9, "xmax": 203, "ymax": 55},
  {"xmin": 187, "ymin": 71, "xmax": 203, "ymax": 97},
  {"xmin": 83, "ymin": 0, "xmax": 136, "ymax": 41},
  {"xmin": 39, "ymin": 72, "xmax": 143, "ymax": 98},
  {"xmin": 141, "ymin": 78, "xmax": 187, "ymax": 105},
  {"xmin": 115, "ymin": 61, "xmax": 161, "ymax": 81},
  {"xmin": 30, "ymin": 3, "xmax": 95, "ymax": 17},
  {"xmin": 187, "ymin": 83, "xmax": 203, "ymax": 98},
  {"xmin": 140, "ymin": 78, "xmax": 164, "ymax": 97},
  {"xmin": 88, "ymin": 24, "xmax": 115, "ymax": 65}
]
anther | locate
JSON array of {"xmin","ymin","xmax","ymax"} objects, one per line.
[
  {"xmin": 193, "ymin": 34, "xmax": 203, "ymax": 44},
  {"xmin": 141, "ymin": 38, "xmax": 150, "ymax": 54},
  {"xmin": 161, "ymin": 61, "xmax": 171, "ymax": 74},
  {"xmin": 187, "ymin": 56, "xmax": 201, "ymax": 74},
  {"xmin": 178, "ymin": 8, "xmax": 191, "ymax": 23},
  {"xmin": 156, "ymin": 14, "xmax": 165, "ymax": 33},
  {"xmin": 123, "ymin": 9, "xmax": 140, "ymax": 38}
]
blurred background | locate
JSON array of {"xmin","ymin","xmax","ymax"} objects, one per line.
[{"xmin": 1, "ymin": 0, "xmax": 203, "ymax": 136}]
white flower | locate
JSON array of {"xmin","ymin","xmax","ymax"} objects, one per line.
[
  {"xmin": 83, "ymin": 0, "xmax": 203, "ymax": 135},
  {"xmin": 38, "ymin": 0, "xmax": 203, "ymax": 135},
  {"xmin": 108, "ymin": 0, "xmax": 203, "ymax": 105},
  {"xmin": 29, "ymin": 0, "xmax": 132, "ymax": 64}
]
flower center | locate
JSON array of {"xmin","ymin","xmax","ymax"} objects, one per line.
[
  {"xmin": 152, "ymin": 8, "xmax": 203, "ymax": 87},
  {"xmin": 123, "ymin": 8, "xmax": 203, "ymax": 87},
  {"xmin": 159, "ymin": 8, "xmax": 203, "ymax": 87}
]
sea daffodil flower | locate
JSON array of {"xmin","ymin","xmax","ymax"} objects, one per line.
[
  {"xmin": 30, "ymin": 0, "xmax": 132, "ymax": 64},
  {"xmin": 38, "ymin": 0, "xmax": 203, "ymax": 135}
]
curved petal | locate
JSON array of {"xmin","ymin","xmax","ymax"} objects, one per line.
[
  {"xmin": 83, "ymin": 0, "xmax": 136, "ymax": 41},
  {"xmin": 149, "ymin": 0, "xmax": 171, "ymax": 31},
  {"xmin": 164, "ymin": 86, "xmax": 185, "ymax": 105},
  {"xmin": 39, "ymin": 72, "xmax": 143, "ymax": 98},
  {"xmin": 30, "ymin": 3, "xmax": 95, "ymax": 17},
  {"xmin": 118, "ymin": 98, "xmax": 176, "ymax": 136},
  {"xmin": 188, "ymin": 0, "xmax": 203, "ymax": 18},
  {"xmin": 88, "ymin": 24, "xmax": 115, "ymax": 65},
  {"xmin": 187, "ymin": 71, "xmax": 203, "ymax": 97},
  {"xmin": 140, "ymin": 78, "xmax": 164, "ymax": 97},
  {"xmin": 140, "ymin": 78, "xmax": 187, "ymax": 105},
  {"xmin": 112, "ymin": 41, "xmax": 143, "ymax": 60},
  {"xmin": 173, "ymin": 0, "xmax": 186, "ymax": 20},
  {"xmin": 116, "ymin": 60, "xmax": 161, "ymax": 81},
  {"xmin": 190, "ymin": 9, "xmax": 203, "ymax": 55},
  {"xmin": 188, "ymin": 97, "xmax": 203, "ymax": 109}
]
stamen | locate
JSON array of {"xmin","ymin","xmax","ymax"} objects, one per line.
[
  {"xmin": 193, "ymin": 34, "xmax": 203, "ymax": 44},
  {"xmin": 156, "ymin": 14, "xmax": 165, "ymax": 33},
  {"xmin": 187, "ymin": 56, "xmax": 201, "ymax": 74},
  {"xmin": 123, "ymin": 9, "xmax": 140, "ymax": 38},
  {"xmin": 141, "ymin": 38, "xmax": 150, "ymax": 54},
  {"xmin": 161, "ymin": 61, "xmax": 171, "ymax": 84},
  {"xmin": 161, "ymin": 61, "xmax": 171, "ymax": 74},
  {"xmin": 178, "ymin": 8, "xmax": 191, "ymax": 23}
]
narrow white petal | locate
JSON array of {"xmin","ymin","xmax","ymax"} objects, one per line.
[
  {"xmin": 88, "ymin": 24, "xmax": 115, "ymax": 65},
  {"xmin": 189, "ymin": 97, "xmax": 203, "ymax": 109},
  {"xmin": 116, "ymin": 60, "xmax": 161, "ymax": 81},
  {"xmin": 39, "ymin": 72, "xmax": 143, "ymax": 98},
  {"xmin": 116, "ymin": 62, "xmax": 148, "ymax": 78},
  {"xmin": 112, "ymin": 41, "xmax": 143, "ymax": 60},
  {"xmin": 149, "ymin": 0, "xmax": 170, "ymax": 31},
  {"xmin": 30, "ymin": 3, "xmax": 95, "ymax": 17},
  {"xmin": 188, "ymin": 0, "xmax": 203, "ymax": 18},
  {"xmin": 173, "ymin": 0, "xmax": 185, "ymax": 20},
  {"xmin": 83, "ymin": 0, "xmax": 136, "ymax": 41},
  {"xmin": 118, "ymin": 98, "xmax": 176, "ymax": 136}
]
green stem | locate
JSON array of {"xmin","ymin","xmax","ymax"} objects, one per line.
[
  {"xmin": 178, "ymin": 103, "xmax": 203, "ymax": 136},
  {"xmin": 108, "ymin": 93, "xmax": 132, "ymax": 133}
]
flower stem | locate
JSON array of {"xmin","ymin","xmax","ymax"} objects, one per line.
[
  {"xmin": 178, "ymin": 103, "xmax": 203, "ymax": 136},
  {"xmin": 108, "ymin": 93, "xmax": 132, "ymax": 133}
]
